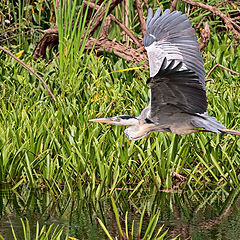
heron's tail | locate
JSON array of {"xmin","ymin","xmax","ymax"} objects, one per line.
[
  {"xmin": 220, "ymin": 129, "xmax": 240, "ymax": 136},
  {"xmin": 191, "ymin": 115, "xmax": 240, "ymax": 135},
  {"xmin": 191, "ymin": 115, "xmax": 225, "ymax": 133}
]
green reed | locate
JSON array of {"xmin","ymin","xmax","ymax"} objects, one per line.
[{"xmin": 0, "ymin": 1, "xmax": 240, "ymax": 239}]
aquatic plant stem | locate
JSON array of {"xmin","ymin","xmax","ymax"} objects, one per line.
[
  {"xmin": 181, "ymin": 0, "xmax": 240, "ymax": 40},
  {"xmin": 0, "ymin": 45, "xmax": 57, "ymax": 104}
]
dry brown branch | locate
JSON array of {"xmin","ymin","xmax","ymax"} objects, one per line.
[
  {"xmin": 81, "ymin": 0, "xmax": 122, "ymax": 44},
  {"xmin": 34, "ymin": 0, "xmax": 240, "ymax": 71},
  {"xmin": 99, "ymin": 15, "xmax": 111, "ymax": 39},
  {"xmin": 171, "ymin": 172, "xmax": 187, "ymax": 181},
  {"xmin": 44, "ymin": 53, "xmax": 59, "ymax": 67},
  {"xmin": 34, "ymin": 0, "xmax": 146, "ymax": 65},
  {"xmin": 205, "ymin": 78, "xmax": 214, "ymax": 83},
  {"xmin": 109, "ymin": 14, "xmax": 142, "ymax": 47},
  {"xmin": 199, "ymin": 21, "xmax": 210, "ymax": 50},
  {"xmin": 124, "ymin": 0, "xmax": 129, "ymax": 39},
  {"xmin": 55, "ymin": 0, "xmax": 60, "ymax": 24},
  {"xmin": 181, "ymin": 0, "xmax": 240, "ymax": 40},
  {"xmin": 33, "ymin": 25, "xmax": 58, "ymax": 60},
  {"xmin": 87, "ymin": 0, "xmax": 123, "ymax": 36},
  {"xmin": 196, "ymin": 15, "xmax": 206, "ymax": 28},
  {"xmin": 85, "ymin": 37, "xmax": 147, "ymax": 65},
  {"xmin": 206, "ymin": 63, "xmax": 240, "ymax": 79},
  {"xmin": 88, "ymin": 1, "xmax": 106, "ymax": 35},
  {"xmin": 34, "ymin": 0, "xmax": 122, "ymax": 60},
  {"xmin": 232, "ymin": 16, "xmax": 240, "ymax": 21},
  {"xmin": 170, "ymin": 0, "xmax": 178, "ymax": 12},
  {"xmin": 87, "ymin": 0, "xmax": 143, "ymax": 46},
  {"xmin": 135, "ymin": 0, "xmax": 146, "ymax": 36},
  {"xmin": 143, "ymin": 0, "xmax": 149, "ymax": 9},
  {"xmin": 0, "ymin": 35, "xmax": 17, "ymax": 42},
  {"xmin": 0, "ymin": 46, "xmax": 56, "ymax": 103},
  {"xmin": 86, "ymin": 0, "xmax": 145, "ymax": 59}
]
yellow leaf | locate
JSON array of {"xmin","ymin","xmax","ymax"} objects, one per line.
[
  {"xmin": 16, "ymin": 50, "xmax": 24, "ymax": 58},
  {"xmin": 110, "ymin": 66, "xmax": 145, "ymax": 74}
]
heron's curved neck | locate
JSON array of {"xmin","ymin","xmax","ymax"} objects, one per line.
[{"xmin": 124, "ymin": 123, "xmax": 156, "ymax": 140}]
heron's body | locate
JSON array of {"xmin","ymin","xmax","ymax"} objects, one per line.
[
  {"xmin": 90, "ymin": 8, "xmax": 240, "ymax": 139},
  {"xmin": 123, "ymin": 106, "xmax": 225, "ymax": 140}
]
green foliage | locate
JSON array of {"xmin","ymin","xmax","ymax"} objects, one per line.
[
  {"xmin": 97, "ymin": 198, "xmax": 178, "ymax": 240},
  {"xmin": 0, "ymin": 218, "xmax": 65, "ymax": 240},
  {"xmin": 0, "ymin": 1, "xmax": 240, "ymax": 239},
  {"xmin": 1, "ymin": 37, "xmax": 240, "ymax": 196}
]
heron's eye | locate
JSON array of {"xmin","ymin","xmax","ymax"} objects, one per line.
[{"xmin": 111, "ymin": 117, "xmax": 121, "ymax": 122}]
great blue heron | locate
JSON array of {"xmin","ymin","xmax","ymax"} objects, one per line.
[{"xmin": 90, "ymin": 8, "xmax": 240, "ymax": 140}]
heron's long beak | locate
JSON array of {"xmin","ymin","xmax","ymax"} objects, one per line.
[{"xmin": 89, "ymin": 118, "xmax": 114, "ymax": 124}]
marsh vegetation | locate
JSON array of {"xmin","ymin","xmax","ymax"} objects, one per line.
[{"xmin": 0, "ymin": 0, "xmax": 240, "ymax": 239}]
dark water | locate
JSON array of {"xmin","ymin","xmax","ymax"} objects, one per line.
[{"xmin": 1, "ymin": 185, "xmax": 240, "ymax": 240}]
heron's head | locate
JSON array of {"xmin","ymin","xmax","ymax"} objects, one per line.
[
  {"xmin": 90, "ymin": 115, "xmax": 154, "ymax": 140},
  {"xmin": 90, "ymin": 115, "xmax": 139, "ymax": 126}
]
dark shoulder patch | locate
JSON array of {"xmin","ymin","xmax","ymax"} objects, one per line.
[
  {"xmin": 119, "ymin": 115, "xmax": 135, "ymax": 120},
  {"xmin": 145, "ymin": 118, "xmax": 154, "ymax": 124},
  {"xmin": 146, "ymin": 77, "xmax": 152, "ymax": 84}
]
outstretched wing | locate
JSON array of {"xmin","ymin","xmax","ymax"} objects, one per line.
[
  {"xmin": 147, "ymin": 58, "xmax": 207, "ymax": 116},
  {"xmin": 143, "ymin": 8, "xmax": 207, "ymax": 116}
]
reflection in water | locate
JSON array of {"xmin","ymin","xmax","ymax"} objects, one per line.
[{"xmin": 0, "ymin": 185, "xmax": 240, "ymax": 239}]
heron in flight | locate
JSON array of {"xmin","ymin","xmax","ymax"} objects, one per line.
[{"xmin": 90, "ymin": 8, "xmax": 240, "ymax": 140}]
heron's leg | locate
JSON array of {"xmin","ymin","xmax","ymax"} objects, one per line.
[
  {"xmin": 220, "ymin": 129, "xmax": 240, "ymax": 135},
  {"xmin": 196, "ymin": 129, "xmax": 211, "ymax": 133}
]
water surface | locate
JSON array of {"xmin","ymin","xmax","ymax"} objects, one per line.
[{"xmin": 1, "ymin": 186, "xmax": 240, "ymax": 239}]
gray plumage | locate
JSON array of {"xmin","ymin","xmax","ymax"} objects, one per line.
[
  {"xmin": 144, "ymin": 8, "xmax": 205, "ymax": 86},
  {"xmin": 90, "ymin": 8, "xmax": 240, "ymax": 140}
]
